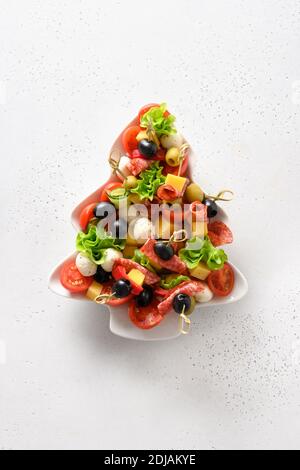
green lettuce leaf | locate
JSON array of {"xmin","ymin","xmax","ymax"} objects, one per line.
[
  {"xmin": 140, "ymin": 103, "xmax": 177, "ymax": 137},
  {"xmin": 179, "ymin": 236, "xmax": 228, "ymax": 271},
  {"xmin": 132, "ymin": 249, "xmax": 156, "ymax": 274},
  {"xmin": 160, "ymin": 275, "xmax": 190, "ymax": 290},
  {"xmin": 76, "ymin": 225, "xmax": 125, "ymax": 265},
  {"xmin": 130, "ymin": 162, "xmax": 165, "ymax": 201}
]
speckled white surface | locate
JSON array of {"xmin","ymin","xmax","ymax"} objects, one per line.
[{"xmin": 0, "ymin": 0, "xmax": 300, "ymax": 451}]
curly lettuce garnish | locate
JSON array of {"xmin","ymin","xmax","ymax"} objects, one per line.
[
  {"xmin": 130, "ymin": 162, "xmax": 165, "ymax": 201},
  {"xmin": 76, "ymin": 225, "xmax": 126, "ymax": 265},
  {"xmin": 160, "ymin": 275, "xmax": 190, "ymax": 290},
  {"xmin": 132, "ymin": 249, "xmax": 156, "ymax": 274},
  {"xmin": 140, "ymin": 103, "xmax": 177, "ymax": 137},
  {"xmin": 179, "ymin": 236, "xmax": 228, "ymax": 271}
]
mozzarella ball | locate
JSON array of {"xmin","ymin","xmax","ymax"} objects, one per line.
[
  {"xmin": 195, "ymin": 285, "xmax": 214, "ymax": 303},
  {"xmin": 76, "ymin": 253, "xmax": 97, "ymax": 277},
  {"xmin": 160, "ymin": 132, "xmax": 184, "ymax": 150},
  {"xmin": 132, "ymin": 218, "xmax": 154, "ymax": 245},
  {"xmin": 101, "ymin": 248, "xmax": 123, "ymax": 272},
  {"xmin": 117, "ymin": 156, "xmax": 132, "ymax": 180}
]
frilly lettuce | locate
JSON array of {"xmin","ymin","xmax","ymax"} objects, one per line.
[
  {"xmin": 179, "ymin": 236, "xmax": 228, "ymax": 271},
  {"xmin": 132, "ymin": 249, "xmax": 156, "ymax": 274},
  {"xmin": 130, "ymin": 162, "xmax": 165, "ymax": 201},
  {"xmin": 160, "ymin": 275, "xmax": 190, "ymax": 290},
  {"xmin": 140, "ymin": 103, "xmax": 177, "ymax": 137},
  {"xmin": 76, "ymin": 225, "xmax": 125, "ymax": 265}
]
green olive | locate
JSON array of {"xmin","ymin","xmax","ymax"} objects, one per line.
[
  {"xmin": 185, "ymin": 183, "xmax": 205, "ymax": 203},
  {"xmin": 128, "ymin": 193, "xmax": 143, "ymax": 204},
  {"xmin": 186, "ymin": 296, "xmax": 196, "ymax": 316},
  {"xmin": 166, "ymin": 147, "xmax": 180, "ymax": 167},
  {"xmin": 125, "ymin": 176, "xmax": 138, "ymax": 190}
]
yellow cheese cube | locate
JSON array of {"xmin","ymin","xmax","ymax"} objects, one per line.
[
  {"xmin": 192, "ymin": 221, "xmax": 208, "ymax": 238},
  {"xmin": 189, "ymin": 262, "xmax": 211, "ymax": 281},
  {"xmin": 86, "ymin": 281, "xmax": 103, "ymax": 301},
  {"xmin": 165, "ymin": 174, "xmax": 187, "ymax": 193},
  {"xmin": 123, "ymin": 245, "xmax": 137, "ymax": 258},
  {"xmin": 127, "ymin": 269, "xmax": 145, "ymax": 286},
  {"xmin": 136, "ymin": 130, "xmax": 149, "ymax": 142}
]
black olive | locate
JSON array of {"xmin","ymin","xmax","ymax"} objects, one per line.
[
  {"xmin": 173, "ymin": 294, "xmax": 192, "ymax": 314},
  {"xmin": 94, "ymin": 202, "xmax": 115, "ymax": 219},
  {"xmin": 136, "ymin": 286, "xmax": 154, "ymax": 307},
  {"xmin": 113, "ymin": 279, "xmax": 132, "ymax": 298},
  {"xmin": 154, "ymin": 242, "xmax": 174, "ymax": 261},
  {"xmin": 112, "ymin": 219, "xmax": 128, "ymax": 239},
  {"xmin": 138, "ymin": 139, "xmax": 158, "ymax": 158},
  {"xmin": 203, "ymin": 199, "xmax": 218, "ymax": 218},
  {"xmin": 94, "ymin": 266, "xmax": 111, "ymax": 283}
]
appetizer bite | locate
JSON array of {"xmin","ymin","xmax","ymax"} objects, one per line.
[{"xmin": 60, "ymin": 103, "xmax": 235, "ymax": 333}]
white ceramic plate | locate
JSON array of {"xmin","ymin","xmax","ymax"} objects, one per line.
[
  {"xmin": 49, "ymin": 113, "xmax": 248, "ymax": 341},
  {"xmin": 49, "ymin": 254, "xmax": 248, "ymax": 340}
]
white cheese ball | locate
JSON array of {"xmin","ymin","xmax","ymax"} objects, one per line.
[
  {"xmin": 195, "ymin": 285, "xmax": 214, "ymax": 303},
  {"xmin": 118, "ymin": 156, "xmax": 132, "ymax": 180},
  {"xmin": 101, "ymin": 248, "xmax": 123, "ymax": 272},
  {"xmin": 160, "ymin": 132, "xmax": 184, "ymax": 150},
  {"xmin": 76, "ymin": 253, "xmax": 97, "ymax": 277},
  {"xmin": 132, "ymin": 218, "xmax": 154, "ymax": 245}
]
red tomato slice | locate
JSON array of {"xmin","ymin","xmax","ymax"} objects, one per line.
[
  {"xmin": 163, "ymin": 154, "xmax": 189, "ymax": 177},
  {"xmin": 138, "ymin": 104, "xmax": 170, "ymax": 122},
  {"xmin": 101, "ymin": 283, "xmax": 134, "ymax": 306},
  {"xmin": 100, "ymin": 182, "xmax": 123, "ymax": 202},
  {"xmin": 122, "ymin": 126, "xmax": 141, "ymax": 156},
  {"xmin": 60, "ymin": 261, "xmax": 93, "ymax": 293},
  {"xmin": 128, "ymin": 300, "xmax": 164, "ymax": 330},
  {"xmin": 79, "ymin": 203, "xmax": 98, "ymax": 231},
  {"xmin": 207, "ymin": 263, "xmax": 235, "ymax": 297}
]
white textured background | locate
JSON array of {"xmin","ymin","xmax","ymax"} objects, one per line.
[{"xmin": 0, "ymin": 0, "xmax": 300, "ymax": 450}]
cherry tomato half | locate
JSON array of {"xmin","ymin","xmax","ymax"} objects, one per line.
[
  {"xmin": 60, "ymin": 260, "xmax": 93, "ymax": 294},
  {"xmin": 128, "ymin": 300, "xmax": 164, "ymax": 330},
  {"xmin": 122, "ymin": 126, "xmax": 141, "ymax": 157},
  {"xmin": 102, "ymin": 282, "xmax": 133, "ymax": 306},
  {"xmin": 138, "ymin": 104, "xmax": 170, "ymax": 122},
  {"xmin": 207, "ymin": 263, "xmax": 235, "ymax": 297},
  {"xmin": 79, "ymin": 203, "xmax": 98, "ymax": 231},
  {"xmin": 100, "ymin": 182, "xmax": 123, "ymax": 202},
  {"xmin": 163, "ymin": 154, "xmax": 189, "ymax": 177}
]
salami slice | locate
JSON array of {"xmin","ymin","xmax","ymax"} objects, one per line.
[
  {"xmin": 157, "ymin": 184, "xmax": 180, "ymax": 201},
  {"xmin": 127, "ymin": 158, "xmax": 154, "ymax": 176},
  {"xmin": 113, "ymin": 258, "xmax": 160, "ymax": 285},
  {"xmin": 208, "ymin": 221, "xmax": 233, "ymax": 247},
  {"xmin": 141, "ymin": 239, "xmax": 188, "ymax": 275},
  {"xmin": 157, "ymin": 281, "xmax": 205, "ymax": 315}
]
